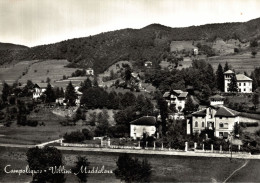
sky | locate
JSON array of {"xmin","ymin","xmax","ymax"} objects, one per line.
[{"xmin": 1, "ymin": 0, "xmax": 260, "ymax": 47}]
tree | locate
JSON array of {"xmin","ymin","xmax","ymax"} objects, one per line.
[
  {"xmin": 26, "ymin": 146, "xmax": 65, "ymax": 183},
  {"xmin": 250, "ymin": 40, "xmax": 258, "ymax": 48},
  {"xmin": 157, "ymin": 96, "xmax": 168, "ymax": 136},
  {"xmin": 114, "ymin": 154, "xmax": 152, "ymax": 183},
  {"xmin": 26, "ymin": 80, "xmax": 34, "ymax": 89},
  {"xmin": 216, "ymin": 64, "xmax": 224, "ymax": 91},
  {"xmin": 252, "ymin": 93, "xmax": 259, "ymax": 109},
  {"xmin": 228, "ymin": 75, "xmax": 238, "ymax": 93},
  {"xmin": 92, "ymin": 77, "xmax": 99, "ymax": 87},
  {"xmin": 46, "ymin": 77, "xmax": 51, "ymax": 83},
  {"xmin": 79, "ymin": 78, "xmax": 92, "ymax": 92},
  {"xmin": 65, "ymin": 81, "xmax": 77, "ymax": 106},
  {"xmin": 72, "ymin": 156, "xmax": 90, "ymax": 183},
  {"xmin": 184, "ymin": 95, "xmax": 196, "ymax": 114},
  {"xmin": 95, "ymin": 110, "xmax": 110, "ymax": 136},
  {"xmin": 224, "ymin": 62, "xmax": 229, "ymax": 72},
  {"xmin": 2, "ymin": 82, "xmax": 10, "ymax": 103},
  {"xmin": 44, "ymin": 83, "xmax": 56, "ymax": 103},
  {"xmin": 250, "ymin": 72, "xmax": 258, "ymax": 92},
  {"xmin": 251, "ymin": 50, "xmax": 257, "ymax": 58}
]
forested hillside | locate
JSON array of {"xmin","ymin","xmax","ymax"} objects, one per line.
[{"xmin": 1, "ymin": 17, "xmax": 260, "ymax": 73}]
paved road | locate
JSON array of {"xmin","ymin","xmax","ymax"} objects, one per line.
[{"xmin": 1, "ymin": 143, "xmax": 260, "ymax": 159}]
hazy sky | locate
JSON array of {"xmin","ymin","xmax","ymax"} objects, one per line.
[{"xmin": 1, "ymin": 0, "xmax": 260, "ymax": 47}]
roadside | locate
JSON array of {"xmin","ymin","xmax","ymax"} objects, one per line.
[{"xmin": 0, "ymin": 143, "xmax": 259, "ymax": 160}]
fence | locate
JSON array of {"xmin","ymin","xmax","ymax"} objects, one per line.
[{"xmin": 60, "ymin": 140, "xmax": 251, "ymax": 155}]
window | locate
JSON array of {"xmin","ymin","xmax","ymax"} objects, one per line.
[
  {"xmin": 219, "ymin": 117, "xmax": 222, "ymax": 119},
  {"xmin": 244, "ymin": 89, "xmax": 246, "ymax": 91},
  {"xmin": 202, "ymin": 122, "xmax": 205, "ymax": 127},
  {"xmin": 224, "ymin": 123, "xmax": 229, "ymax": 128},
  {"xmin": 239, "ymin": 83, "xmax": 241, "ymax": 86},
  {"xmin": 244, "ymin": 83, "xmax": 246, "ymax": 86},
  {"xmin": 195, "ymin": 121, "xmax": 198, "ymax": 127},
  {"xmin": 219, "ymin": 123, "xmax": 224, "ymax": 128},
  {"xmin": 219, "ymin": 132, "xmax": 223, "ymax": 137}
]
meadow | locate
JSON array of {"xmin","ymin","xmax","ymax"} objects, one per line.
[
  {"xmin": 19, "ymin": 59, "xmax": 77, "ymax": 84},
  {"xmin": 1, "ymin": 147, "xmax": 259, "ymax": 183},
  {"xmin": 0, "ymin": 109, "xmax": 83, "ymax": 145}
]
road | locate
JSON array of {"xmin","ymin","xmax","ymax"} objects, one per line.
[{"xmin": 0, "ymin": 143, "xmax": 260, "ymax": 160}]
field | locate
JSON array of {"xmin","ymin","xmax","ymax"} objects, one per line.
[
  {"xmin": 1, "ymin": 147, "xmax": 260, "ymax": 182},
  {"xmin": 19, "ymin": 59, "xmax": 77, "ymax": 84},
  {"xmin": 0, "ymin": 60, "xmax": 38, "ymax": 92},
  {"xmin": 0, "ymin": 109, "xmax": 84, "ymax": 145},
  {"xmin": 209, "ymin": 52, "xmax": 260, "ymax": 73}
]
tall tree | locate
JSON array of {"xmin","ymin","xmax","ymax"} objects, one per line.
[
  {"xmin": 65, "ymin": 81, "xmax": 77, "ymax": 106},
  {"xmin": 250, "ymin": 72, "xmax": 258, "ymax": 92},
  {"xmin": 2, "ymin": 82, "xmax": 10, "ymax": 103},
  {"xmin": 26, "ymin": 146, "xmax": 65, "ymax": 183},
  {"xmin": 79, "ymin": 78, "xmax": 92, "ymax": 92},
  {"xmin": 72, "ymin": 156, "xmax": 90, "ymax": 183},
  {"xmin": 114, "ymin": 153, "xmax": 152, "ymax": 183},
  {"xmin": 183, "ymin": 95, "xmax": 197, "ymax": 114},
  {"xmin": 157, "ymin": 97, "xmax": 168, "ymax": 136},
  {"xmin": 216, "ymin": 64, "xmax": 224, "ymax": 91},
  {"xmin": 224, "ymin": 62, "xmax": 229, "ymax": 72},
  {"xmin": 228, "ymin": 75, "xmax": 238, "ymax": 93},
  {"xmin": 252, "ymin": 92, "xmax": 259, "ymax": 109},
  {"xmin": 44, "ymin": 83, "xmax": 56, "ymax": 103},
  {"xmin": 26, "ymin": 80, "xmax": 34, "ymax": 89},
  {"xmin": 204, "ymin": 64, "xmax": 216, "ymax": 90}
]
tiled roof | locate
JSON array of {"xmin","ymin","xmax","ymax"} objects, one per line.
[
  {"xmin": 163, "ymin": 90, "xmax": 186, "ymax": 98},
  {"xmin": 209, "ymin": 94, "xmax": 225, "ymax": 100},
  {"xmin": 192, "ymin": 109, "xmax": 207, "ymax": 117},
  {"xmin": 215, "ymin": 106, "xmax": 240, "ymax": 117},
  {"xmin": 224, "ymin": 70, "xmax": 234, "ymax": 74},
  {"xmin": 34, "ymin": 83, "xmax": 49, "ymax": 88},
  {"xmin": 236, "ymin": 74, "xmax": 252, "ymax": 81},
  {"xmin": 130, "ymin": 116, "xmax": 156, "ymax": 126},
  {"xmin": 163, "ymin": 92, "xmax": 170, "ymax": 98},
  {"xmin": 178, "ymin": 92, "xmax": 188, "ymax": 98}
]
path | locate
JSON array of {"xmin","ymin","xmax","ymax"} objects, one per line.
[
  {"xmin": 35, "ymin": 138, "xmax": 63, "ymax": 147},
  {"xmin": 223, "ymin": 159, "xmax": 250, "ymax": 183}
]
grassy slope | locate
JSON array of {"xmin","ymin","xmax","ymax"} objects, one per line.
[{"xmin": 0, "ymin": 109, "xmax": 83, "ymax": 145}]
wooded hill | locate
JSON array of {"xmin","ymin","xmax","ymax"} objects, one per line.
[{"xmin": 1, "ymin": 17, "xmax": 260, "ymax": 74}]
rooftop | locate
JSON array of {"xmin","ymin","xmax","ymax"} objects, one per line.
[
  {"xmin": 209, "ymin": 94, "xmax": 225, "ymax": 100},
  {"xmin": 192, "ymin": 109, "xmax": 207, "ymax": 117},
  {"xmin": 34, "ymin": 83, "xmax": 49, "ymax": 88},
  {"xmin": 130, "ymin": 116, "xmax": 156, "ymax": 126},
  {"xmin": 224, "ymin": 70, "xmax": 234, "ymax": 74},
  {"xmin": 236, "ymin": 74, "xmax": 252, "ymax": 81},
  {"xmin": 215, "ymin": 106, "xmax": 240, "ymax": 117}
]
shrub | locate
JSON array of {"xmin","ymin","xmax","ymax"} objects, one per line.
[
  {"xmin": 27, "ymin": 120, "xmax": 38, "ymax": 127},
  {"xmin": 63, "ymin": 131, "xmax": 85, "ymax": 143},
  {"xmin": 240, "ymin": 122, "xmax": 259, "ymax": 127},
  {"xmin": 82, "ymin": 129, "xmax": 94, "ymax": 140}
]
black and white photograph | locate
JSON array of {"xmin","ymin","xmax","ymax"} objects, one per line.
[{"xmin": 1, "ymin": 0, "xmax": 260, "ymax": 182}]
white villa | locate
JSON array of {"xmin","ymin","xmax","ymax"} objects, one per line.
[
  {"xmin": 130, "ymin": 116, "xmax": 157, "ymax": 140},
  {"xmin": 187, "ymin": 105, "xmax": 240, "ymax": 138},
  {"xmin": 86, "ymin": 68, "xmax": 94, "ymax": 76},
  {"xmin": 163, "ymin": 90, "xmax": 188, "ymax": 112},
  {"xmin": 33, "ymin": 83, "xmax": 49, "ymax": 99},
  {"xmin": 224, "ymin": 70, "xmax": 252, "ymax": 93}
]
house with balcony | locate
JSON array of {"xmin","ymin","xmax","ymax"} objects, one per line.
[
  {"xmin": 33, "ymin": 83, "xmax": 49, "ymax": 99},
  {"xmin": 224, "ymin": 70, "xmax": 252, "ymax": 93},
  {"xmin": 163, "ymin": 90, "xmax": 188, "ymax": 112}
]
